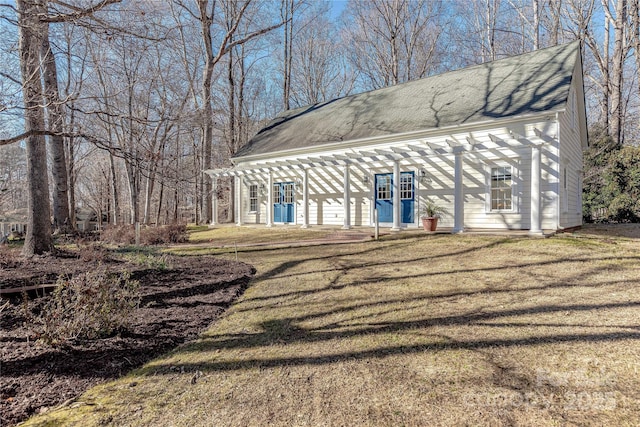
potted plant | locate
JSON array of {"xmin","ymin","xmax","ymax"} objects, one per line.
[{"xmin": 420, "ymin": 199, "xmax": 448, "ymax": 232}]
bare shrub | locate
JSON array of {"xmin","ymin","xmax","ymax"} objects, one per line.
[
  {"xmin": 35, "ymin": 269, "xmax": 140, "ymax": 345},
  {"xmin": 140, "ymin": 224, "xmax": 188, "ymax": 245},
  {"xmin": 78, "ymin": 243, "xmax": 109, "ymax": 262},
  {"xmin": 0, "ymin": 244, "xmax": 21, "ymax": 268},
  {"xmin": 100, "ymin": 225, "xmax": 136, "ymax": 245},
  {"xmin": 100, "ymin": 224, "xmax": 188, "ymax": 246}
]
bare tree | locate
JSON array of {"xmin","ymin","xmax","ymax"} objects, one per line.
[
  {"xmin": 16, "ymin": 0, "xmax": 54, "ymax": 255},
  {"xmin": 632, "ymin": 0, "xmax": 640, "ymax": 135},
  {"xmin": 289, "ymin": 3, "xmax": 355, "ymax": 106},
  {"xmin": 41, "ymin": 18, "xmax": 71, "ymax": 233},
  {"xmin": 344, "ymin": 0, "xmax": 443, "ymax": 89},
  {"xmin": 603, "ymin": 0, "xmax": 631, "ymax": 145},
  {"xmin": 193, "ymin": 0, "xmax": 286, "ymax": 223}
]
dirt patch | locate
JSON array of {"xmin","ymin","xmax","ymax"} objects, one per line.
[{"xmin": 0, "ymin": 251, "xmax": 254, "ymax": 426}]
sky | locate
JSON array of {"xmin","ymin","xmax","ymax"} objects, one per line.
[{"xmin": 328, "ymin": 0, "xmax": 348, "ymax": 19}]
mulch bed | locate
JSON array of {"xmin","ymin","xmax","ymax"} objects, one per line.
[{"xmin": 0, "ymin": 251, "xmax": 255, "ymax": 426}]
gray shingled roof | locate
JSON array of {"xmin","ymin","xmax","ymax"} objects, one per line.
[{"xmin": 235, "ymin": 41, "xmax": 580, "ymax": 159}]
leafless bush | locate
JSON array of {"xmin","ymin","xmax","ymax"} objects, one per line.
[
  {"xmin": 100, "ymin": 225, "xmax": 136, "ymax": 245},
  {"xmin": 100, "ymin": 224, "xmax": 188, "ymax": 245},
  {"xmin": 34, "ymin": 269, "xmax": 140, "ymax": 345},
  {"xmin": 140, "ymin": 224, "xmax": 188, "ymax": 245},
  {"xmin": 78, "ymin": 243, "xmax": 109, "ymax": 262}
]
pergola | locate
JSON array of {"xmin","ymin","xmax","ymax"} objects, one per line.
[{"xmin": 206, "ymin": 123, "xmax": 552, "ymax": 234}]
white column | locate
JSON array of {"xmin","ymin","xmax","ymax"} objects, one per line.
[
  {"xmin": 210, "ymin": 177, "xmax": 217, "ymax": 226},
  {"xmin": 530, "ymin": 144, "xmax": 542, "ymax": 235},
  {"xmin": 235, "ymin": 175, "xmax": 243, "ymax": 226},
  {"xmin": 266, "ymin": 171, "xmax": 273, "ymax": 227},
  {"xmin": 453, "ymin": 151, "xmax": 464, "ymax": 233},
  {"xmin": 391, "ymin": 160, "xmax": 401, "ymax": 231},
  {"xmin": 342, "ymin": 163, "xmax": 351, "ymax": 229},
  {"xmin": 301, "ymin": 168, "xmax": 310, "ymax": 228}
]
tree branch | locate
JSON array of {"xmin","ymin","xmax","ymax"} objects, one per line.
[
  {"xmin": 0, "ymin": 129, "xmax": 130, "ymax": 161},
  {"xmin": 44, "ymin": 0, "xmax": 122, "ymax": 23}
]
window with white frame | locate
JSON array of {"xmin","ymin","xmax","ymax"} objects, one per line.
[
  {"xmin": 400, "ymin": 173, "xmax": 413, "ymax": 199},
  {"xmin": 249, "ymin": 184, "xmax": 258, "ymax": 212},
  {"xmin": 490, "ymin": 166, "xmax": 513, "ymax": 211},
  {"xmin": 283, "ymin": 183, "xmax": 294, "ymax": 204},
  {"xmin": 377, "ymin": 176, "xmax": 391, "ymax": 200},
  {"xmin": 273, "ymin": 183, "xmax": 281, "ymax": 202}
]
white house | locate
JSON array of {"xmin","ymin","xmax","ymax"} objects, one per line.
[{"xmin": 206, "ymin": 42, "xmax": 587, "ymax": 233}]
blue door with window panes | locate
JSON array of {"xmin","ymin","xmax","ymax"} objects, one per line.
[
  {"xmin": 375, "ymin": 174, "xmax": 393, "ymax": 222},
  {"xmin": 273, "ymin": 182, "xmax": 295, "ymax": 223},
  {"xmin": 400, "ymin": 171, "xmax": 415, "ymax": 223},
  {"xmin": 375, "ymin": 172, "xmax": 414, "ymax": 223}
]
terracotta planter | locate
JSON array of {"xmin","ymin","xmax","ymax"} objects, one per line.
[{"xmin": 421, "ymin": 217, "xmax": 438, "ymax": 232}]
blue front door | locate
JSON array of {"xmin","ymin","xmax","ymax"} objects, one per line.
[
  {"xmin": 375, "ymin": 174, "xmax": 393, "ymax": 222},
  {"xmin": 400, "ymin": 171, "xmax": 415, "ymax": 223},
  {"xmin": 375, "ymin": 172, "xmax": 415, "ymax": 224},
  {"xmin": 273, "ymin": 182, "xmax": 294, "ymax": 223}
]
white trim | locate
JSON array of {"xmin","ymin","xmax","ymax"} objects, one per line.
[
  {"xmin": 484, "ymin": 160, "xmax": 520, "ymax": 214},
  {"xmin": 530, "ymin": 144, "xmax": 543, "ymax": 235},
  {"xmin": 248, "ymin": 183, "xmax": 259, "ymax": 213},
  {"xmin": 453, "ymin": 152, "xmax": 465, "ymax": 233}
]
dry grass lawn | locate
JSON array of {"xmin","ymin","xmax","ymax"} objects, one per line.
[
  {"xmin": 24, "ymin": 225, "xmax": 640, "ymax": 426},
  {"xmin": 187, "ymin": 224, "xmax": 335, "ymax": 245}
]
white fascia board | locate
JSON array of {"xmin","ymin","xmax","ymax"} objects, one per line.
[{"xmin": 231, "ymin": 111, "xmax": 562, "ymax": 164}]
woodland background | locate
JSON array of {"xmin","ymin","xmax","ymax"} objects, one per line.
[{"xmin": 0, "ymin": 0, "xmax": 639, "ymax": 255}]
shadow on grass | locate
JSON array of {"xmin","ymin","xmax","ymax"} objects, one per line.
[
  {"xmin": 141, "ymin": 235, "xmax": 640, "ymax": 375},
  {"xmin": 146, "ymin": 302, "xmax": 640, "ymax": 375}
]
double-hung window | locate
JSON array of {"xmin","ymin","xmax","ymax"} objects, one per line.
[
  {"xmin": 490, "ymin": 166, "xmax": 513, "ymax": 211},
  {"xmin": 249, "ymin": 184, "xmax": 258, "ymax": 212}
]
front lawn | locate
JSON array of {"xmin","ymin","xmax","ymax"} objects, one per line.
[{"xmin": 24, "ymin": 226, "xmax": 640, "ymax": 426}]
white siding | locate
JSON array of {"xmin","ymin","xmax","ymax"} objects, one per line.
[
  {"xmin": 236, "ymin": 116, "xmax": 572, "ymax": 231},
  {"xmin": 557, "ymin": 78, "xmax": 585, "ymax": 229}
]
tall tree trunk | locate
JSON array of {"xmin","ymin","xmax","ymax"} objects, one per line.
[
  {"xmin": 142, "ymin": 172, "xmax": 155, "ymax": 225},
  {"xmin": 67, "ymin": 128, "xmax": 76, "ymax": 229},
  {"xmin": 609, "ymin": 0, "xmax": 626, "ymax": 145},
  {"xmin": 125, "ymin": 161, "xmax": 139, "ymax": 224},
  {"xmin": 17, "ymin": 0, "xmax": 54, "ymax": 255},
  {"xmin": 198, "ymin": 1, "xmax": 213, "ymax": 224},
  {"xmin": 282, "ymin": 0, "xmax": 293, "ymax": 109},
  {"xmin": 549, "ymin": 0, "xmax": 562, "ymax": 46},
  {"xmin": 40, "ymin": 15, "xmax": 71, "ymax": 234},
  {"xmin": 109, "ymin": 151, "xmax": 120, "ymax": 225},
  {"xmin": 156, "ymin": 179, "xmax": 164, "ymax": 226},
  {"xmin": 603, "ymin": 11, "xmax": 610, "ymax": 133},
  {"xmin": 532, "ymin": 0, "xmax": 540, "ymax": 49},
  {"xmin": 633, "ymin": 0, "xmax": 640, "ymax": 134}
]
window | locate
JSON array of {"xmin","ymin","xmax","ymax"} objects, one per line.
[
  {"xmin": 490, "ymin": 166, "xmax": 513, "ymax": 210},
  {"xmin": 376, "ymin": 176, "xmax": 391, "ymax": 200},
  {"xmin": 400, "ymin": 173, "xmax": 413, "ymax": 200},
  {"xmin": 283, "ymin": 183, "xmax": 294, "ymax": 204},
  {"xmin": 249, "ymin": 184, "xmax": 258, "ymax": 212},
  {"xmin": 273, "ymin": 183, "xmax": 281, "ymax": 203}
]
